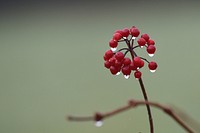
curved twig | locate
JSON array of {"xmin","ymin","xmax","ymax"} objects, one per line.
[{"xmin": 67, "ymin": 99, "xmax": 194, "ymax": 133}]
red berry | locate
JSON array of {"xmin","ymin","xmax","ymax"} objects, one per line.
[
  {"xmin": 109, "ymin": 57, "xmax": 116, "ymax": 66},
  {"xmin": 115, "ymin": 51, "xmax": 124, "ymax": 61},
  {"xmin": 130, "ymin": 27, "xmax": 140, "ymax": 37},
  {"xmin": 138, "ymin": 60, "xmax": 144, "ymax": 68},
  {"xmin": 103, "ymin": 55, "xmax": 108, "ymax": 61},
  {"xmin": 122, "ymin": 28, "xmax": 130, "ymax": 38},
  {"xmin": 104, "ymin": 61, "xmax": 111, "ymax": 69},
  {"xmin": 115, "ymin": 60, "xmax": 123, "ymax": 68},
  {"xmin": 109, "ymin": 39, "xmax": 118, "ymax": 48},
  {"xmin": 122, "ymin": 66, "xmax": 131, "ymax": 75},
  {"xmin": 147, "ymin": 45, "xmax": 156, "ymax": 54},
  {"xmin": 110, "ymin": 66, "xmax": 118, "ymax": 75},
  {"xmin": 123, "ymin": 57, "xmax": 131, "ymax": 66},
  {"xmin": 134, "ymin": 71, "xmax": 142, "ymax": 79},
  {"xmin": 133, "ymin": 57, "xmax": 142, "ymax": 67},
  {"xmin": 141, "ymin": 33, "xmax": 150, "ymax": 41},
  {"xmin": 113, "ymin": 32, "xmax": 122, "ymax": 41},
  {"xmin": 130, "ymin": 61, "xmax": 137, "ymax": 70},
  {"xmin": 147, "ymin": 39, "xmax": 155, "ymax": 45},
  {"xmin": 104, "ymin": 50, "xmax": 114, "ymax": 60},
  {"xmin": 148, "ymin": 61, "xmax": 157, "ymax": 70},
  {"xmin": 137, "ymin": 38, "xmax": 146, "ymax": 46}
]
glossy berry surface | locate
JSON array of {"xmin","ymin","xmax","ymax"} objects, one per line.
[
  {"xmin": 130, "ymin": 27, "xmax": 140, "ymax": 37},
  {"xmin": 110, "ymin": 66, "xmax": 118, "ymax": 75},
  {"xmin": 141, "ymin": 33, "xmax": 150, "ymax": 41},
  {"xmin": 133, "ymin": 57, "xmax": 142, "ymax": 67},
  {"xmin": 148, "ymin": 62, "xmax": 158, "ymax": 70},
  {"xmin": 134, "ymin": 71, "xmax": 142, "ymax": 79},
  {"xmin": 103, "ymin": 26, "xmax": 157, "ymax": 79},
  {"xmin": 123, "ymin": 58, "xmax": 131, "ymax": 66},
  {"xmin": 147, "ymin": 39, "xmax": 155, "ymax": 45},
  {"xmin": 130, "ymin": 61, "xmax": 137, "ymax": 70},
  {"xmin": 109, "ymin": 39, "xmax": 118, "ymax": 48},
  {"xmin": 115, "ymin": 52, "xmax": 124, "ymax": 61},
  {"xmin": 147, "ymin": 45, "xmax": 156, "ymax": 54},
  {"xmin": 137, "ymin": 38, "xmax": 146, "ymax": 46},
  {"xmin": 122, "ymin": 28, "xmax": 130, "ymax": 38},
  {"xmin": 122, "ymin": 66, "xmax": 131, "ymax": 75},
  {"xmin": 138, "ymin": 60, "xmax": 144, "ymax": 68},
  {"xmin": 113, "ymin": 32, "xmax": 122, "ymax": 41},
  {"xmin": 104, "ymin": 61, "xmax": 111, "ymax": 69},
  {"xmin": 104, "ymin": 50, "xmax": 114, "ymax": 60}
]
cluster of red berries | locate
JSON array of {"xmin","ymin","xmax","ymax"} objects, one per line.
[{"xmin": 103, "ymin": 26, "xmax": 158, "ymax": 79}]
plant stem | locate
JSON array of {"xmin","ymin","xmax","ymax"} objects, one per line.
[
  {"xmin": 126, "ymin": 39, "xmax": 154, "ymax": 133},
  {"xmin": 139, "ymin": 78, "xmax": 154, "ymax": 133}
]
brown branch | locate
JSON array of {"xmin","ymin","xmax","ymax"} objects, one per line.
[
  {"xmin": 138, "ymin": 78, "xmax": 154, "ymax": 133},
  {"xmin": 67, "ymin": 99, "xmax": 194, "ymax": 133},
  {"xmin": 126, "ymin": 38, "xmax": 154, "ymax": 133}
]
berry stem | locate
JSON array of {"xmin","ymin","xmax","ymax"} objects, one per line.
[
  {"xmin": 140, "ymin": 57, "xmax": 150, "ymax": 63},
  {"xmin": 138, "ymin": 78, "xmax": 154, "ymax": 133},
  {"xmin": 131, "ymin": 37, "xmax": 134, "ymax": 47},
  {"xmin": 132, "ymin": 45, "xmax": 141, "ymax": 50},
  {"xmin": 125, "ymin": 40, "xmax": 135, "ymax": 59},
  {"xmin": 126, "ymin": 39, "xmax": 154, "ymax": 133},
  {"xmin": 118, "ymin": 48, "xmax": 129, "ymax": 52},
  {"xmin": 124, "ymin": 50, "xmax": 130, "ymax": 57}
]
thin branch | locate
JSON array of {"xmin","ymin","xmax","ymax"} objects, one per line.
[
  {"xmin": 126, "ymin": 37, "xmax": 154, "ymax": 133},
  {"xmin": 126, "ymin": 39, "xmax": 154, "ymax": 133},
  {"xmin": 140, "ymin": 57, "xmax": 150, "ymax": 63},
  {"xmin": 138, "ymin": 78, "xmax": 154, "ymax": 133},
  {"xmin": 131, "ymin": 37, "xmax": 134, "ymax": 47},
  {"xmin": 118, "ymin": 39, "xmax": 126, "ymax": 42},
  {"xmin": 118, "ymin": 48, "xmax": 129, "ymax": 52},
  {"xmin": 132, "ymin": 45, "xmax": 140, "ymax": 50},
  {"xmin": 67, "ymin": 99, "xmax": 194, "ymax": 133}
]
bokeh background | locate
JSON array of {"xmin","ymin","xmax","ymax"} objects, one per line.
[{"xmin": 0, "ymin": 0, "xmax": 200, "ymax": 133}]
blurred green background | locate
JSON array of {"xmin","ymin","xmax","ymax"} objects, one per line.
[{"xmin": 0, "ymin": 0, "xmax": 200, "ymax": 133}]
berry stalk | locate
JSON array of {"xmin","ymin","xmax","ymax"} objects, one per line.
[
  {"xmin": 138, "ymin": 78, "xmax": 154, "ymax": 133},
  {"xmin": 127, "ymin": 40, "xmax": 154, "ymax": 133}
]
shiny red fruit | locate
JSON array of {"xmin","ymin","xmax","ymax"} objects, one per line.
[
  {"xmin": 104, "ymin": 50, "xmax": 114, "ymax": 60},
  {"xmin": 147, "ymin": 45, "xmax": 156, "ymax": 54},
  {"xmin": 134, "ymin": 71, "xmax": 142, "ymax": 79},
  {"xmin": 147, "ymin": 39, "xmax": 155, "ymax": 45},
  {"xmin": 115, "ymin": 51, "xmax": 124, "ymax": 61},
  {"xmin": 104, "ymin": 61, "xmax": 111, "ymax": 69},
  {"xmin": 137, "ymin": 38, "xmax": 146, "ymax": 46},
  {"xmin": 110, "ymin": 66, "xmax": 118, "ymax": 75},
  {"xmin": 130, "ymin": 61, "xmax": 137, "ymax": 70},
  {"xmin": 108, "ymin": 57, "xmax": 116, "ymax": 66},
  {"xmin": 138, "ymin": 60, "xmax": 144, "ymax": 68},
  {"xmin": 148, "ymin": 61, "xmax": 158, "ymax": 70},
  {"xmin": 141, "ymin": 33, "xmax": 150, "ymax": 41},
  {"xmin": 122, "ymin": 28, "xmax": 130, "ymax": 37},
  {"xmin": 113, "ymin": 32, "xmax": 122, "ymax": 41},
  {"xmin": 133, "ymin": 57, "xmax": 142, "ymax": 67},
  {"xmin": 123, "ymin": 57, "xmax": 131, "ymax": 66},
  {"xmin": 115, "ymin": 60, "xmax": 123, "ymax": 68},
  {"xmin": 122, "ymin": 66, "xmax": 131, "ymax": 75},
  {"xmin": 130, "ymin": 27, "xmax": 140, "ymax": 37},
  {"xmin": 109, "ymin": 39, "xmax": 118, "ymax": 48}
]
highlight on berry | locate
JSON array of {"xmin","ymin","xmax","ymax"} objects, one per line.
[{"xmin": 103, "ymin": 26, "xmax": 158, "ymax": 79}]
